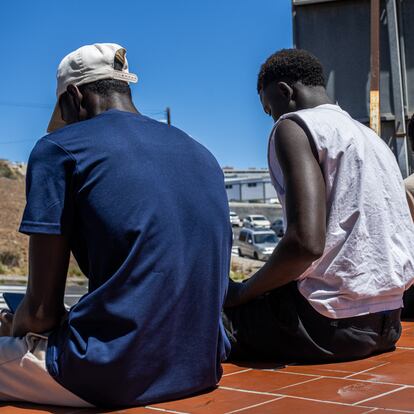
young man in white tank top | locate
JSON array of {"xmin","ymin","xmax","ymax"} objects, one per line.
[{"xmin": 223, "ymin": 49, "xmax": 414, "ymax": 362}]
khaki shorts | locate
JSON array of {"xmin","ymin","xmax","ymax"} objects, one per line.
[{"xmin": 0, "ymin": 333, "xmax": 92, "ymax": 407}]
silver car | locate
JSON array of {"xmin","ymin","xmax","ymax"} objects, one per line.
[
  {"xmin": 238, "ymin": 228, "xmax": 278, "ymax": 261},
  {"xmin": 230, "ymin": 211, "xmax": 241, "ymax": 227},
  {"xmin": 242, "ymin": 215, "xmax": 271, "ymax": 230}
]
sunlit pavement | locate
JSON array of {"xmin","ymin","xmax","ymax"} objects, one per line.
[{"xmin": 0, "ymin": 284, "xmax": 86, "ymax": 309}]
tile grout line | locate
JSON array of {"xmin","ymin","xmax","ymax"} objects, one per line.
[
  {"xmin": 145, "ymin": 406, "xmax": 190, "ymax": 414},
  {"xmin": 225, "ymin": 368, "xmax": 414, "ymax": 388},
  {"xmin": 260, "ymin": 367, "xmax": 401, "ymax": 384},
  {"xmin": 224, "ymin": 396, "xmax": 285, "ymax": 414},
  {"xmin": 223, "ymin": 368, "xmax": 253, "ymax": 377},
  {"xmin": 220, "ymin": 384, "xmax": 414, "ymax": 411},
  {"xmin": 267, "ymin": 370, "xmax": 320, "ymax": 378},
  {"xmin": 360, "ymin": 408, "xmax": 378, "ymax": 414},
  {"xmin": 343, "ymin": 362, "xmax": 390, "ymax": 379},
  {"xmin": 356, "ymin": 405, "xmax": 414, "ymax": 414},
  {"xmin": 219, "ymin": 385, "xmax": 360, "ymax": 408},
  {"xmin": 351, "ymin": 385, "xmax": 408, "ymax": 406},
  {"xmin": 358, "ymin": 405, "xmax": 414, "ymax": 414},
  {"xmin": 219, "ymin": 385, "xmax": 282, "ymax": 397},
  {"xmin": 276, "ymin": 376, "xmax": 322, "ymax": 390},
  {"xmin": 320, "ymin": 376, "xmax": 414, "ymax": 388},
  {"xmin": 285, "ymin": 365, "xmax": 355, "ymax": 374}
]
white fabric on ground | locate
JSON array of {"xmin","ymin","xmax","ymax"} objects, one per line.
[{"xmin": 0, "ymin": 332, "xmax": 93, "ymax": 407}]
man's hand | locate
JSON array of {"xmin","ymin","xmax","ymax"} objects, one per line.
[
  {"xmin": 12, "ymin": 234, "xmax": 70, "ymax": 337},
  {"xmin": 0, "ymin": 310, "xmax": 13, "ymax": 336},
  {"xmin": 225, "ymin": 279, "xmax": 248, "ymax": 308}
]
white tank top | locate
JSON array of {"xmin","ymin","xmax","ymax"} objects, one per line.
[{"xmin": 268, "ymin": 104, "xmax": 414, "ymax": 318}]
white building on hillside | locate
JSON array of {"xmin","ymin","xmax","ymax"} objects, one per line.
[{"xmin": 223, "ymin": 168, "xmax": 278, "ymax": 203}]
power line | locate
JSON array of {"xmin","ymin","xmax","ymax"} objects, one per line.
[
  {"xmin": 0, "ymin": 105, "xmax": 170, "ymax": 146},
  {"xmin": 0, "ymin": 139, "xmax": 34, "ymax": 145},
  {"xmin": 0, "ymin": 100, "xmax": 169, "ymax": 114},
  {"xmin": 145, "ymin": 112, "xmax": 165, "ymax": 116},
  {"xmin": 0, "ymin": 101, "xmax": 53, "ymax": 109}
]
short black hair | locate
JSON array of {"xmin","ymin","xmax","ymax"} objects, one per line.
[
  {"xmin": 79, "ymin": 79, "xmax": 131, "ymax": 97},
  {"xmin": 79, "ymin": 59, "xmax": 131, "ymax": 97},
  {"xmin": 257, "ymin": 48, "xmax": 326, "ymax": 93}
]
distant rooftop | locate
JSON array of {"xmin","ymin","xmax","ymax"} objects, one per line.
[
  {"xmin": 223, "ymin": 167, "xmax": 269, "ymax": 173},
  {"xmin": 223, "ymin": 168, "xmax": 270, "ymax": 180}
]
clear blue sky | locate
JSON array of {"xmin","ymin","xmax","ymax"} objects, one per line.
[{"xmin": 0, "ymin": 0, "xmax": 292, "ymax": 168}]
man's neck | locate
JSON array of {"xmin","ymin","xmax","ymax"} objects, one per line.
[
  {"xmin": 294, "ymin": 85, "xmax": 332, "ymax": 111},
  {"xmin": 88, "ymin": 94, "xmax": 139, "ymax": 118}
]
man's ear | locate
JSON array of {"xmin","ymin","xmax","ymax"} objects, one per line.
[
  {"xmin": 277, "ymin": 82, "xmax": 294, "ymax": 102},
  {"xmin": 66, "ymin": 84, "xmax": 83, "ymax": 114}
]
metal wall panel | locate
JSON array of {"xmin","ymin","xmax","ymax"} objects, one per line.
[
  {"xmin": 293, "ymin": 0, "xmax": 394, "ymax": 122},
  {"xmin": 400, "ymin": 0, "xmax": 414, "ymax": 115}
]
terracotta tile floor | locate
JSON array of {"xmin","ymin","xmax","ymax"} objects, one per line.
[{"xmin": 1, "ymin": 321, "xmax": 414, "ymax": 414}]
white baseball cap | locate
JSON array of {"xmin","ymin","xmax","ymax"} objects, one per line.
[{"xmin": 47, "ymin": 43, "xmax": 138, "ymax": 133}]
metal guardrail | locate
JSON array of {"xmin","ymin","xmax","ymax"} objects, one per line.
[{"xmin": 0, "ymin": 285, "xmax": 85, "ymax": 310}]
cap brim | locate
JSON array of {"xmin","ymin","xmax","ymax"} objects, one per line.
[{"xmin": 47, "ymin": 102, "xmax": 66, "ymax": 133}]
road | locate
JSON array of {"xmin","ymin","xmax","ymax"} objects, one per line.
[{"xmin": 0, "ymin": 284, "xmax": 87, "ymax": 310}]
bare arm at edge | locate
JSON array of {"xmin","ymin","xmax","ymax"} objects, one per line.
[
  {"xmin": 12, "ymin": 234, "xmax": 69, "ymax": 337},
  {"xmin": 225, "ymin": 118, "xmax": 326, "ymax": 307}
]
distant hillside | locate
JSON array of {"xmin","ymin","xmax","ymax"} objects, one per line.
[
  {"xmin": 0, "ymin": 172, "xmax": 27, "ymax": 274},
  {"xmin": 0, "ymin": 160, "xmax": 82, "ymax": 277},
  {"xmin": 0, "ymin": 159, "xmax": 26, "ymax": 180}
]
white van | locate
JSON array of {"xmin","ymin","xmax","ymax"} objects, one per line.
[{"xmin": 238, "ymin": 228, "xmax": 278, "ymax": 261}]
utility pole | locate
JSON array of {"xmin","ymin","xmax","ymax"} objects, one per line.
[
  {"xmin": 386, "ymin": 0, "xmax": 409, "ymax": 177},
  {"xmin": 166, "ymin": 107, "xmax": 171, "ymax": 126},
  {"xmin": 369, "ymin": 0, "xmax": 381, "ymax": 136}
]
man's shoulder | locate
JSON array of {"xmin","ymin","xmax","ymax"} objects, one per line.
[
  {"xmin": 42, "ymin": 120, "xmax": 85, "ymax": 149},
  {"xmin": 29, "ymin": 134, "xmax": 75, "ymax": 163}
]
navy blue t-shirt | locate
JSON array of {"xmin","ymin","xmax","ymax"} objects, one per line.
[{"xmin": 19, "ymin": 109, "xmax": 231, "ymax": 407}]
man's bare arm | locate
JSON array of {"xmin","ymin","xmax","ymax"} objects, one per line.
[
  {"xmin": 226, "ymin": 118, "xmax": 326, "ymax": 307},
  {"xmin": 12, "ymin": 234, "xmax": 70, "ymax": 337}
]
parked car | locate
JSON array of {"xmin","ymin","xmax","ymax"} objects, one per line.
[
  {"xmin": 238, "ymin": 228, "xmax": 278, "ymax": 261},
  {"xmin": 271, "ymin": 218, "xmax": 285, "ymax": 237},
  {"xmin": 243, "ymin": 215, "xmax": 271, "ymax": 230},
  {"xmin": 229, "ymin": 211, "xmax": 241, "ymax": 227}
]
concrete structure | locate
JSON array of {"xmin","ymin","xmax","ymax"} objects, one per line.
[
  {"xmin": 293, "ymin": 0, "xmax": 414, "ymax": 177},
  {"xmin": 225, "ymin": 177, "xmax": 277, "ymax": 203},
  {"xmin": 223, "ymin": 168, "xmax": 278, "ymax": 203},
  {"xmin": 223, "ymin": 168, "xmax": 270, "ymax": 178},
  {"xmin": 229, "ymin": 201, "xmax": 282, "ymax": 223}
]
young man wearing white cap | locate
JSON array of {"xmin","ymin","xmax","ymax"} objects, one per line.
[{"xmin": 0, "ymin": 43, "xmax": 231, "ymax": 407}]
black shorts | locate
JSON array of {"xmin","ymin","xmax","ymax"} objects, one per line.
[{"xmin": 223, "ymin": 282, "xmax": 402, "ymax": 363}]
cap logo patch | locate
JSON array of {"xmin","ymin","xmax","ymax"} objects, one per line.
[{"xmin": 114, "ymin": 48, "xmax": 126, "ymax": 69}]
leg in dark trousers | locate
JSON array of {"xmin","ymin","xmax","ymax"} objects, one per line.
[
  {"xmin": 223, "ymin": 282, "xmax": 402, "ymax": 363},
  {"xmin": 402, "ymin": 286, "xmax": 414, "ymax": 319}
]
